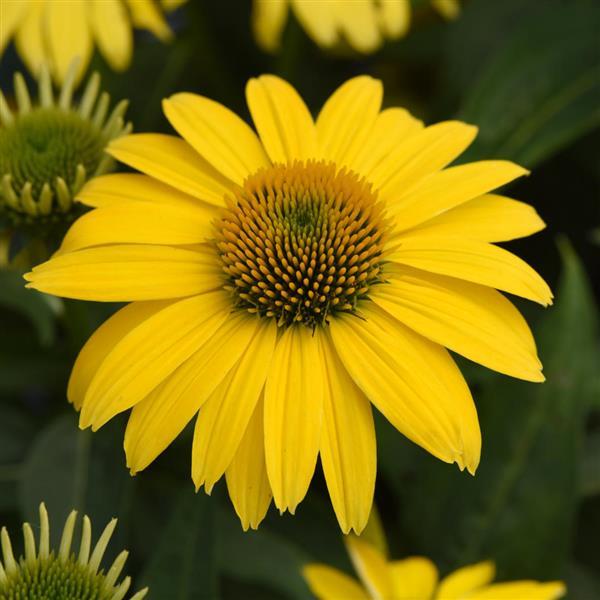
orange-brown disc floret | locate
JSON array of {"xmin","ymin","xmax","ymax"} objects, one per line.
[{"xmin": 217, "ymin": 160, "xmax": 387, "ymax": 329}]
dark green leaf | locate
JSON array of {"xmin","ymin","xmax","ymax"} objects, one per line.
[
  {"xmin": 263, "ymin": 490, "xmax": 350, "ymax": 570},
  {"xmin": 18, "ymin": 414, "xmax": 133, "ymax": 550},
  {"xmin": 580, "ymin": 433, "xmax": 600, "ymax": 497},
  {"xmin": 217, "ymin": 508, "xmax": 312, "ymax": 600},
  {"xmin": 566, "ymin": 562, "xmax": 600, "ymax": 600},
  {"xmin": 0, "ymin": 349, "xmax": 69, "ymax": 395},
  {"xmin": 0, "ymin": 402, "xmax": 36, "ymax": 510},
  {"xmin": 140, "ymin": 487, "xmax": 218, "ymax": 600},
  {"xmin": 0, "ymin": 270, "xmax": 58, "ymax": 346},
  {"xmin": 454, "ymin": 0, "xmax": 600, "ymax": 167}
]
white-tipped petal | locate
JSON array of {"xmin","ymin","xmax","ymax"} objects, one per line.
[
  {"xmin": 0, "ymin": 528, "xmax": 17, "ymax": 575},
  {"xmin": 79, "ymin": 72, "xmax": 101, "ymax": 118},
  {"xmin": 14, "ymin": 72, "xmax": 32, "ymax": 113},
  {"xmin": 59, "ymin": 510, "xmax": 78, "ymax": 561},
  {"xmin": 38, "ymin": 64, "xmax": 54, "ymax": 107},
  {"xmin": 88, "ymin": 518, "xmax": 117, "ymax": 574},
  {"xmin": 78, "ymin": 516, "xmax": 92, "ymax": 566},
  {"xmin": 111, "ymin": 575, "xmax": 132, "ymax": 600},
  {"xmin": 22, "ymin": 523, "xmax": 36, "ymax": 566},
  {"xmin": 39, "ymin": 503, "xmax": 50, "ymax": 559},
  {"xmin": 103, "ymin": 550, "xmax": 129, "ymax": 590}
]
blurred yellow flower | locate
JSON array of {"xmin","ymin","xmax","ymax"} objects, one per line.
[
  {"xmin": 0, "ymin": 503, "xmax": 147, "ymax": 599},
  {"xmin": 26, "ymin": 75, "xmax": 550, "ymax": 533},
  {"xmin": 0, "ymin": 0, "xmax": 186, "ymax": 85},
  {"xmin": 304, "ymin": 536, "xmax": 566, "ymax": 600},
  {"xmin": 252, "ymin": 0, "xmax": 460, "ymax": 53}
]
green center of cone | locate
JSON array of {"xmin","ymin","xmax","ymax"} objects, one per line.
[
  {"xmin": 0, "ymin": 554, "xmax": 115, "ymax": 600},
  {"xmin": 0, "ymin": 108, "xmax": 106, "ymax": 201}
]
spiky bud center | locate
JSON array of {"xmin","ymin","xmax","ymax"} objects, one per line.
[
  {"xmin": 1, "ymin": 554, "xmax": 117, "ymax": 600},
  {"xmin": 0, "ymin": 504, "xmax": 147, "ymax": 600},
  {"xmin": 0, "ymin": 108, "xmax": 106, "ymax": 201},
  {"xmin": 0, "ymin": 67, "xmax": 130, "ymax": 235},
  {"xmin": 217, "ymin": 160, "xmax": 386, "ymax": 329}
]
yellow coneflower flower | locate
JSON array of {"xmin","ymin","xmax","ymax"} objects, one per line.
[
  {"xmin": 0, "ymin": 503, "xmax": 147, "ymax": 600},
  {"xmin": 0, "ymin": 0, "xmax": 186, "ymax": 85},
  {"xmin": 0, "ymin": 63, "xmax": 130, "ymax": 259},
  {"xmin": 304, "ymin": 536, "xmax": 566, "ymax": 600},
  {"xmin": 25, "ymin": 75, "xmax": 550, "ymax": 533},
  {"xmin": 252, "ymin": 0, "xmax": 460, "ymax": 54}
]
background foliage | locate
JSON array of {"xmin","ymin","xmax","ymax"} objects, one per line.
[{"xmin": 1, "ymin": 0, "xmax": 598, "ymax": 598}]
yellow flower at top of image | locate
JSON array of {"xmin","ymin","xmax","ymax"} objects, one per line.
[
  {"xmin": 0, "ymin": 0, "xmax": 187, "ymax": 85},
  {"xmin": 25, "ymin": 75, "xmax": 551, "ymax": 533},
  {"xmin": 304, "ymin": 535, "xmax": 566, "ymax": 600},
  {"xmin": 0, "ymin": 503, "xmax": 147, "ymax": 599},
  {"xmin": 252, "ymin": 0, "xmax": 460, "ymax": 54}
]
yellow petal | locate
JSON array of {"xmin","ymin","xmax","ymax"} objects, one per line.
[
  {"xmin": 163, "ymin": 93, "xmax": 270, "ymax": 184},
  {"xmin": 371, "ymin": 266, "xmax": 544, "ymax": 381},
  {"xmin": 351, "ymin": 107, "xmax": 424, "ymax": 175},
  {"xmin": 0, "ymin": 0, "xmax": 27, "ymax": 56},
  {"xmin": 406, "ymin": 194, "xmax": 546, "ymax": 243},
  {"xmin": 370, "ymin": 121, "xmax": 477, "ymax": 199},
  {"xmin": 90, "ymin": 0, "xmax": 132, "ymax": 71},
  {"xmin": 335, "ymin": 0, "xmax": 381, "ymax": 53},
  {"xmin": 107, "ymin": 134, "xmax": 233, "ymax": 206},
  {"xmin": 226, "ymin": 397, "xmax": 272, "ymax": 531},
  {"xmin": 316, "ymin": 76, "xmax": 383, "ymax": 168},
  {"xmin": 264, "ymin": 326, "xmax": 325, "ymax": 514},
  {"xmin": 359, "ymin": 508, "xmax": 389, "ymax": 558},
  {"xmin": 319, "ymin": 336, "xmax": 376, "ymax": 534},
  {"xmin": 289, "ymin": 0, "xmax": 337, "ymax": 48},
  {"xmin": 437, "ymin": 561, "xmax": 495, "ymax": 599},
  {"xmin": 377, "ymin": 0, "xmax": 410, "ymax": 39},
  {"xmin": 67, "ymin": 301, "xmax": 172, "ymax": 410},
  {"xmin": 389, "ymin": 161, "xmax": 530, "ymax": 230},
  {"xmin": 80, "ymin": 291, "xmax": 230, "ymax": 430},
  {"xmin": 329, "ymin": 303, "xmax": 481, "ymax": 473},
  {"xmin": 125, "ymin": 311, "xmax": 257, "ymax": 473},
  {"xmin": 14, "ymin": 1, "xmax": 45, "ymax": 76},
  {"xmin": 389, "ymin": 557, "xmax": 438, "ymax": 600},
  {"xmin": 77, "ymin": 173, "xmax": 212, "ymax": 211},
  {"xmin": 388, "ymin": 235, "xmax": 553, "ymax": 306},
  {"xmin": 345, "ymin": 536, "xmax": 393, "ymax": 600},
  {"xmin": 124, "ymin": 0, "xmax": 171, "ymax": 41},
  {"xmin": 246, "ymin": 74, "xmax": 317, "ymax": 163},
  {"xmin": 46, "ymin": 0, "xmax": 92, "ymax": 84},
  {"xmin": 302, "ymin": 564, "xmax": 369, "ymax": 600},
  {"xmin": 25, "ymin": 244, "xmax": 223, "ymax": 301},
  {"xmin": 59, "ymin": 202, "xmax": 215, "ymax": 253},
  {"xmin": 252, "ymin": 0, "xmax": 289, "ymax": 52},
  {"xmin": 192, "ymin": 320, "xmax": 277, "ymax": 492},
  {"xmin": 463, "ymin": 581, "xmax": 566, "ymax": 600}
]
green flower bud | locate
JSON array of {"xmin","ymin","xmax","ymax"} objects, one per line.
[
  {"xmin": 0, "ymin": 503, "xmax": 147, "ymax": 600},
  {"xmin": 0, "ymin": 62, "xmax": 131, "ymax": 258}
]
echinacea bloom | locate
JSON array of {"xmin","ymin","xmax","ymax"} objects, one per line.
[
  {"xmin": 252, "ymin": 0, "xmax": 460, "ymax": 53},
  {"xmin": 304, "ymin": 535, "xmax": 566, "ymax": 600},
  {"xmin": 0, "ymin": 63, "xmax": 130, "ymax": 258},
  {"xmin": 0, "ymin": 503, "xmax": 147, "ymax": 599},
  {"xmin": 26, "ymin": 75, "xmax": 551, "ymax": 533},
  {"xmin": 0, "ymin": 0, "xmax": 186, "ymax": 85}
]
